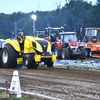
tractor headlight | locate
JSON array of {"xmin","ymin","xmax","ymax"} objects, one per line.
[{"xmin": 37, "ymin": 43, "xmax": 42, "ymax": 52}]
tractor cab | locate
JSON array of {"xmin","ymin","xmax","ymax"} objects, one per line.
[
  {"xmin": 59, "ymin": 32, "xmax": 78, "ymax": 46},
  {"xmin": 84, "ymin": 28, "xmax": 100, "ymax": 43}
]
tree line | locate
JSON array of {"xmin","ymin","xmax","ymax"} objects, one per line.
[{"xmin": 0, "ymin": 0, "xmax": 100, "ymax": 39}]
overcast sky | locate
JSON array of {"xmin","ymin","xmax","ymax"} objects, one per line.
[{"xmin": 0, "ymin": 0, "xmax": 97, "ymax": 14}]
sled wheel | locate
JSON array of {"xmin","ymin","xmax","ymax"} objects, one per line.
[{"xmin": 1, "ymin": 44, "xmax": 18, "ymax": 68}]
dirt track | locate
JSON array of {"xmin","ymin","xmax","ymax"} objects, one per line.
[{"xmin": 0, "ymin": 64, "xmax": 100, "ymax": 100}]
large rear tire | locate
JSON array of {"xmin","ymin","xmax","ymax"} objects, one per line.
[
  {"xmin": 24, "ymin": 54, "xmax": 38, "ymax": 69},
  {"xmin": 61, "ymin": 48, "xmax": 69, "ymax": 59},
  {"xmin": 1, "ymin": 44, "xmax": 18, "ymax": 68}
]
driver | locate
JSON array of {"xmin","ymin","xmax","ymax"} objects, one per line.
[
  {"xmin": 18, "ymin": 31, "xmax": 25, "ymax": 50},
  {"xmin": 51, "ymin": 32, "xmax": 56, "ymax": 42}
]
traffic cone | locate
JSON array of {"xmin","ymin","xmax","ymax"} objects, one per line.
[{"xmin": 9, "ymin": 70, "xmax": 22, "ymax": 98}]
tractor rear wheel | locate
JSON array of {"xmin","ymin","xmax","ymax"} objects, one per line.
[
  {"xmin": 1, "ymin": 44, "xmax": 18, "ymax": 68},
  {"xmin": 61, "ymin": 48, "xmax": 69, "ymax": 59}
]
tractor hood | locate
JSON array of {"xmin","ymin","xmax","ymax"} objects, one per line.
[
  {"xmin": 69, "ymin": 40, "xmax": 75, "ymax": 45},
  {"xmin": 24, "ymin": 36, "xmax": 51, "ymax": 53},
  {"xmin": 69, "ymin": 40, "xmax": 78, "ymax": 48}
]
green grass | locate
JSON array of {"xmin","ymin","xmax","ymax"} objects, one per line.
[
  {"xmin": 7, "ymin": 97, "xmax": 38, "ymax": 100},
  {"xmin": 58, "ymin": 65, "xmax": 100, "ymax": 70},
  {"xmin": 0, "ymin": 91, "xmax": 39, "ymax": 100}
]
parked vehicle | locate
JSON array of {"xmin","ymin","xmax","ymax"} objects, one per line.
[
  {"xmin": 53, "ymin": 31, "xmax": 86, "ymax": 60},
  {"xmin": 83, "ymin": 27, "xmax": 100, "ymax": 57}
]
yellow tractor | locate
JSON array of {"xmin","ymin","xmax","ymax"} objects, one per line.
[{"xmin": 1, "ymin": 29, "xmax": 56, "ymax": 68}]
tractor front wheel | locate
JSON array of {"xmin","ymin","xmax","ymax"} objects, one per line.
[
  {"xmin": 24, "ymin": 54, "xmax": 38, "ymax": 69},
  {"xmin": 47, "ymin": 62, "xmax": 53, "ymax": 67},
  {"xmin": 79, "ymin": 47, "xmax": 86, "ymax": 60}
]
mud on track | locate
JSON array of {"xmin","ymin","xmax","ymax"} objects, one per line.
[{"xmin": 0, "ymin": 65, "xmax": 100, "ymax": 100}]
